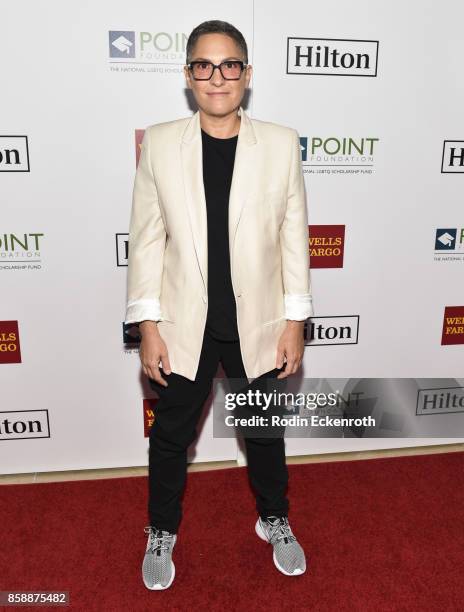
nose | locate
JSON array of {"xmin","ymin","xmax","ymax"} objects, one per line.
[{"xmin": 210, "ymin": 65, "xmax": 225, "ymax": 85}]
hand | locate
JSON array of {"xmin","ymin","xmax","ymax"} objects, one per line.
[
  {"xmin": 275, "ymin": 320, "xmax": 305, "ymax": 379},
  {"xmin": 138, "ymin": 321, "xmax": 171, "ymax": 386}
]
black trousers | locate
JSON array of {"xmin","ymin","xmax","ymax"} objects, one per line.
[{"xmin": 147, "ymin": 327, "xmax": 290, "ymax": 533}]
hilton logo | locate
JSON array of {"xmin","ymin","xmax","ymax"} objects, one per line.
[
  {"xmin": 441, "ymin": 141, "xmax": 464, "ymax": 173},
  {"xmin": 116, "ymin": 233, "xmax": 129, "ymax": 266},
  {"xmin": 0, "ymin": 410, "xmax": 50, "ymax": 440},
  {"xmin": 416, "ymin": 387, "xmax": 464, "ymax": 415},
  {"xmin": 304, "ymin": 315, "xmax": 360, "ymax": 346},
  {"xmin": 287, "ymin": 37, "xmax": 379, "ymax": 77},
  {"xmin": 0, "ymin": 136, "xmax": 30, "ymax": 172}
]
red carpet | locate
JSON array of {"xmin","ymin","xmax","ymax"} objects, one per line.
[{"xmin": 1, "ymin": 451, "xmax": 463, "ymax": 611}]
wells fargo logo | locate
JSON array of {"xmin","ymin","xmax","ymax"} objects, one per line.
[
  {"xmin": 441, "ymin": 306, "xmax": 464, "ymax": 345},
  {"xmin": 308, "ymin": 225, "xmax": 345, "ymax": 268},
  {"xmin": 135, "ymin": 129, "xmax": 145, "ymax": 167},
  {"xmin": 143, "ymin": 397, "xmax": 159, "ymax": 437},
  {"xmin": 0, "ymin": 321, "xmax": 21, "ymax": 363}
]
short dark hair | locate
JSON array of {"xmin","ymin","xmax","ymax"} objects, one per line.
[{"xmin": 186, "ymin": 20, "xmax": 248, "ymax": 65}]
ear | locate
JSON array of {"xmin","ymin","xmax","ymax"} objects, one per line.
[
  {"xmin": 245, "ymin": 64, "xmax": 253, "ymax": 87},
  {"xmin": 184, "ymin": 65, "xmax": 192, "ymax": 89}
]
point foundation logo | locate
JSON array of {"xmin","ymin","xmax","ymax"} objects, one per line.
[
  {"xmin": 299, "ymin": 136, "xmax": 379, "ymax": 174},
  {"xmin": 434, "ymin": 227, "xmax": 464, "ymax": 262},
  {"xmin": 108, "ymin": 30, "xmax": 187, "ymax": 73},
  {"xmin": 0, "ymin": 233, "xmax": 45, "ymax": 270}
]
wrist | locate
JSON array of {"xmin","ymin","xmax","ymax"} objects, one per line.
[{"xmin": 139, "ymin": 320, "xmax": 160, "ymax": 336}]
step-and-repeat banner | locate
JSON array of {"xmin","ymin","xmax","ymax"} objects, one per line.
[{"xmin": 1, "ymin": 1, "xmax": 463, "ymax": 474}]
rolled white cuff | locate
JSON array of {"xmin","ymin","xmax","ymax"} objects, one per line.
[
  {"xmin": 284, "ymin": 293, "xmax": 314, "ymax": 320},
  {"xmin": 125, "ymin": 298, "xmax": 163, "ymax": 324}
]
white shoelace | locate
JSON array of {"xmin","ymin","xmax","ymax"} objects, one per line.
[
  {"xmin": 264, "ymin": 517, "xmax": 297, "ymax": 545},
  {"xmin": 144, "ymin": 526, "xmax": 174, "ymax": 553}
]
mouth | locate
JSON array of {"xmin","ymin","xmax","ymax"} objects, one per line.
[{"xmin": 207, "ymin": 92, "xmax": 229, "ymax": 96}]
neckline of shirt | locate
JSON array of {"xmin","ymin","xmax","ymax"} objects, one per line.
[{"xmin": 201, "ymin": 128, "xmax": 239, "ymax": 142}]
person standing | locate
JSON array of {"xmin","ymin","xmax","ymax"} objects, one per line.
[{"xmin": 125, "ymin": 20, "xmax": 314, "ymax": 590}]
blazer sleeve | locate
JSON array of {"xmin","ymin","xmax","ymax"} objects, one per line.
[
  {"xmin": 280, "ymin": 128, "xmax": 314, "ymax": 321},
  {"xmin": 124, "ymin": 126, "xmax": 167, "ymax": 324}
]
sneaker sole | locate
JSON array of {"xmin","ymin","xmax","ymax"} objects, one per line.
[
  {"xmin": 255, "ymin": 519, "xmax": 306, "ymax": 576},
  {"xmin": 143, "ymin": 560, "xmax": 175, "ymax": 590}
]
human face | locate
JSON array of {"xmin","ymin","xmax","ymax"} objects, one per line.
[{"xmin": 184, "ymin": 33, "xmax": 252, "ymax": 118}]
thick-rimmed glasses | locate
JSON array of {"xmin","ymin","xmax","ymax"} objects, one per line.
[{"xmin": 187, "ymin": 60, "xmax": 247, "ymax": 80}]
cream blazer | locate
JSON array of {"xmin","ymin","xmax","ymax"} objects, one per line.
[{"xmin": 125, "ymin": 105, "xmax": 313, "ymax": 381}]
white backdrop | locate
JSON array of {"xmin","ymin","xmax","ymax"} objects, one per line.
[{"xmin": 1, "ymin": 0, "xmax": 463, "ymax": 475}]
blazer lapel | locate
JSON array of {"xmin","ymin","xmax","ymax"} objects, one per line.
[{"xmin": 180, "ymin": 105, "xmax": 257, "ymax": 294}]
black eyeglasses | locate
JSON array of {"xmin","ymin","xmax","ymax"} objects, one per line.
[{"xmin": 187, "ymin": 60, "xmax": 247, "ymax": 80}]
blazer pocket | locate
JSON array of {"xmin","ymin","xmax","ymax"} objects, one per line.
[
  {"xmin": 263, "ymin": 189, "xmax": 287, "ymax": 223},
  {"xmin": 247, "ymin": 189, "xmax": 287, "ymax": 231}
]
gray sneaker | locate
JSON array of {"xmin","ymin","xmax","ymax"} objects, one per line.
[
  {"xmin": 255, "ymin": 515, "xmax": 307, "ymax": 576},
  {"xmin": 142, "ymin": 526, "xmax": 177, "ymax": 590}
]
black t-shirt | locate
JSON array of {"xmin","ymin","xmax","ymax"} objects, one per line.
[{"xmin": 201, "ymin": 127, "xmax": 240, "ymax": 341}]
